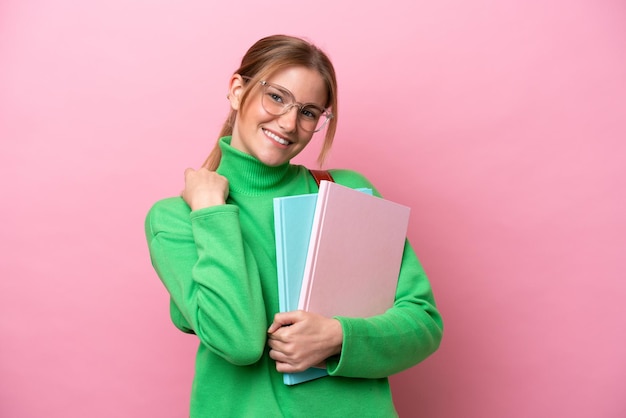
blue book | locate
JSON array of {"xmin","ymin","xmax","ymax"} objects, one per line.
[{"xmin": 273, "ymin": 188, "xmax": 372, "ymax": 385}]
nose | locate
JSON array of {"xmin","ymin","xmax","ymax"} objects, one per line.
[{"xmin": 277, "ymin": 105, "xmax": 299, "ymax": 132}]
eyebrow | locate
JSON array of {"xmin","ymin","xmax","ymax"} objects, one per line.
[{"xmin": 268, "ymin": 81, "xmax": 326, "ymax": 110}]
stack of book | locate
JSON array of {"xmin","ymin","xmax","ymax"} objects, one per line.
[{"xmin": 273, "ymin": 180, "xmax": 410, "ymax": 385}]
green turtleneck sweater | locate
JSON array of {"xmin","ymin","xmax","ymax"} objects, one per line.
[{"xmin": 145, "ymin": 137, "xmax": 443, "ymax": 418}]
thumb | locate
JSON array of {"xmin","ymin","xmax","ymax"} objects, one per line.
[{"xmin": 267, "ymin": 310, "xmax": 304, "ymax": 334}]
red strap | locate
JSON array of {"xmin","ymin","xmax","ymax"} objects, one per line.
[{"xmin": 309, "ymin": 170, "xmax": 335, "ymax": 187}]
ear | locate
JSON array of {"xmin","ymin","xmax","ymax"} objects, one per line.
[{"xmin": 227, "ymin": 74, "xmax": 245, "ymax": 111}]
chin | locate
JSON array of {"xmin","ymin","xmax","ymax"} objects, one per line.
[
  {"xmin": 261, "ymin": 158, "xmax": 289, "ymax": 167},
  {"xmin": 254, "ymin": 148, "xmax": 296, "ymax": 167},
  {"xmin": 252, "ymin": 152, "xmax": 285, "ymax": 167}
]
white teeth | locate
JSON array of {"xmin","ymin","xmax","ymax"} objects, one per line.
[{"xmin": 264, "ymin": 129, "xmax": 290, "ymax": 145}]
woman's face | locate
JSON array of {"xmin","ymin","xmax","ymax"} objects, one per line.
[{"xmin": 229, "ymin": 66, "xmax": 328, "ymax": 167}]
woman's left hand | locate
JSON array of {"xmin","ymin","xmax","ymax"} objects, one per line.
[{"xmin": 267, "ymin": 311, "xmax": 343, "ymax": 373}]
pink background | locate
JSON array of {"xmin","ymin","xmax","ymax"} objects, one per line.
[{"xmin": 1, "ymin": 1, "xmax": 624, "ymax": 417}]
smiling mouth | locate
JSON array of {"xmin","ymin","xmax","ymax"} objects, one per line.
[{"xmin": 263, "ymin": 129, "xmax": 291, "ymax": 146}]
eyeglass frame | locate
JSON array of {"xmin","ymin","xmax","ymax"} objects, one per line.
[{"xmin": 241, "ymin": 77, "xmax": 334, "ymax": 133}]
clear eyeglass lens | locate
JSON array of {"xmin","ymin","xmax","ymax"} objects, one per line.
[{"xmin": 262, "ymin": 83, "xmax": 329, "ymax": 132}]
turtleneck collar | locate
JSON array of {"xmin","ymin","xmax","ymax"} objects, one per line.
[{"xmin": 215, "ymin": 136, "xmax": 297, "ymax": 196}]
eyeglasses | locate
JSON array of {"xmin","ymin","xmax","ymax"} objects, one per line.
[{"xmin": 257, "ymin": 80, "xmax": 333, "ymax": 132}]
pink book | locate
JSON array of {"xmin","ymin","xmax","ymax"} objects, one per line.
[{"xmin": 297, "ymin": 181, "xmax": 410, "ymax": 318}]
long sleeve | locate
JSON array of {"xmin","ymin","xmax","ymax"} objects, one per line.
[
  {"xmin": 324, "ymin": 169, "xmax": 444, "ymax": 378},
  {"xmin": 144, "ymin": 139, "xmax": 443, "ymax": 417},
  {"xmin": 145, "ymin": 197, "xmax": 268, "ymax": 366},
  {"xmin": 327, "ymin": 240, "xmax": 443, "ymax": 378}
]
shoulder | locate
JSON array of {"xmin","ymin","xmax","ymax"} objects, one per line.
[
  {"xmin": 327, "ymin": 169, "xmax": 380, "ymax": 195},
  {"xmin": 145, "ymin": 196, "xmax": 192, "ymax": 238}
]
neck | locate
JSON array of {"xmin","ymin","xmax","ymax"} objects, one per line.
[{"xmin": 216, "ymin": 137, "xmax": 295, "ymax": 196}]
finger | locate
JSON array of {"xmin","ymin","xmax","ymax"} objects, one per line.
[
  {"xmin": 267, "ymin": 322, "xmax": 283, "ymax": 335},
  {"xmin": 267, "ymin": 311, "xmax": 302, "ymax": 334},
  {"xmin": 269, "ymin": 348, "xmax": 302, "ymax": 371},
  {"xmin": 268, "ymin": 346, "xmax": 296, "ymax": 365},
  {"xmin": 266, "ymin": 334, "xmax": 284, "ymax": 346},
  {"xmin": 268, "ymin": 348, "xmax": 282, "ymax": 361},
  {"xmin": 273, "ymin": 357, "xmax": 310, "ymax": 374},
  {"xmin": 275, "ymin": 362, "xmax": 299, "ymax": 373},
  {"xmin": 184, "ymin": 167, "xmax": 195, "ymax": 177}
]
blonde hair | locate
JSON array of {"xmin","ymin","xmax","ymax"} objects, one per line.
[{"xmin": 202, "ymin": 35, "xmax": 338, "ymax": 170}]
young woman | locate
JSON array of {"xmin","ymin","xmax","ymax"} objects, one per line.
[{"xmin": 145, "ymin": 34, "xmax": 443, "ymax": 417}]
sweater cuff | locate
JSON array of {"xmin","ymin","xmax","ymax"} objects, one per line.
[
  {"xmin": 326, "ymin": 316, "xmax": 378, "ymax": 378},
  {"xmin": 189, "ymin": 203, "xmax": 239, "ymax": 220}
]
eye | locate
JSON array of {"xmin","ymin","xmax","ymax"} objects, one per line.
[
  {"xmin": 267, "ymin": 92, "xmax": 284, "ymax": 104},
  {"xmin": 300, "ymin": 106, "xmax": 321, "ymax": 120}
]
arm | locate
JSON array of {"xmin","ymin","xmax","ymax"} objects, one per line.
[
  {"xmin": 266, "ymin": 240, "xmax": 442, "ymax": 377},
  {"xmin": 145, "ymin": 168, "xmax": 268, "ymax": 365},
  {"xmin": 169, "ymin": 297, "xmax": 194, "ymax": 334},
  {"xmin": 328, "ymin": 170, "xmax": 443, "ymax": 377},
  {"xmin": 328, "ymin": 240, "xmax": 443, "ymax": 378},
  {"xmin": 267, "ymin": 169, "xmax": 442, "ymax": 376}
]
